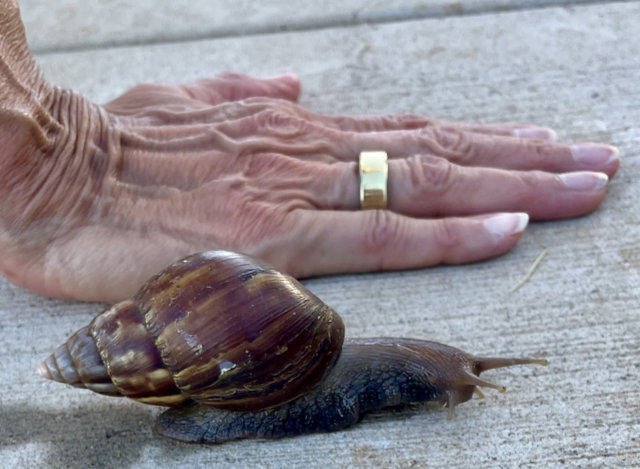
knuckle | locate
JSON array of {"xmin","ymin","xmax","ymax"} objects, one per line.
[
  {"xmin": 430, "ymin": 219, "xmax": 462, "ymax": 253},
  {"xmin": 216, "ymin": 100, "xmax": 265, "ymax": 121},
  {"xmin": 420, "ymin": 127, "xmax": 472, "ymax": 161},
  {"xmin": 407, "ymin": 154, "xmax": 456, "ymax": 196},
  {"xmin": 361, "ymin": 210, "xmax": 403, "ymax": 255},
  {"xmin": 529, "ymin": 140, "xmax": 555, "ymax": 163},
  {"xmin": 254, "ymin": 108, "xmax": 310, "ymax": 138}
]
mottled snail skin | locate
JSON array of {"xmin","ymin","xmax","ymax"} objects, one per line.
[
  {"xmin": 156, "ymin": 338, "xmax": 546, "ymax": 444},
  {"xmin": 38, "ymin": 250, "xmax": 546, "ymax": 444}
]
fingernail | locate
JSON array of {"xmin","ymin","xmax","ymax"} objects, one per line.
[
  {"xmin": 558, "ymin": 171, "xmax": 608, "ymax": 190},
  {"xmin": 483, "ymin": 212, "xmax": 529, "ymax": 237},
  {"xmin": 570, "ymin": 143, "xmax": 619, "ymax": 165},
  {"xmin": 513, "ymin": 127, "xmax": 558, "ymax": 140}
]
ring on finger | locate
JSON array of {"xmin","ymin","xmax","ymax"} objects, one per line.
[{"xmin": 359, "ymin": 151, "xmax": 388, "ymax": 210}]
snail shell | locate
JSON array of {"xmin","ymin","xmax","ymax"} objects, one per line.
[{"xmin": 38, "ymin": 251, "xmax": 344, "ymax": 411}]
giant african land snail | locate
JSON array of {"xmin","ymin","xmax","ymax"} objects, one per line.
[{"xmin": 39, "ymin": 251, "xmax": 546, "ymax": 444}]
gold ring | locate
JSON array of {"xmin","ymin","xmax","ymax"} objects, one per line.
[{"xmin": 359, "ymin": 151, "xmax": 388, "ymax": 210}]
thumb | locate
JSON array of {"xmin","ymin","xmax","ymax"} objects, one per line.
[{"xmin": 180, "ymin": 72, "xmax": 301, "ymax": 105}]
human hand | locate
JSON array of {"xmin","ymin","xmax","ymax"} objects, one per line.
[{"xmin": 0, "ymin": 72, "xmax": 618, "ymax": 302}]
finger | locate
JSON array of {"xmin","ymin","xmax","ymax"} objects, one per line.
[
  {"xmin": 214, "ymin": 110, "xmax": 619, "ymax": 176},
  {"xmin": 261, "ymin": 103, "xmax": 557, "ymax": 138},
  {"xmin": 180, "ymin": 73, "xmax": 301, "ymax": 105},
  {"xmin": 227, "ymin": 100, "xmax": 559, "ymax": 139},
  {"xmin": 202, "ymin": 95, "xmax": 557, "ymax": 139},
  {"xmin": 273, "ymin": 210, "xmax": 529, "ymax": 278},
  {"xmin": 337, "ymin": 127, "xmax": 619, "ymax": 177},
  {"xmin": 323, "ymin": 155, "xmax": 610, "ymax": 220},
  {"xmin": 386, "ymin": 155, "xmax": 610, "ymax": 220},
  {"xmin": 438, "ymin": 121, "xmax": 558, "ymax": 140},
  {"xmin": 300, "ymin": 111, "xmax": 559, "ymax": 140}
]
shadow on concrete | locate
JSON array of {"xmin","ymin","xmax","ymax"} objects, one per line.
[
  {"xmin": 0, "ymin": 399, "xmax": 448, "ymax": 467},
  {"xmin": 0, "ymin": 402, "xmax": 157, "ymax": 468}
]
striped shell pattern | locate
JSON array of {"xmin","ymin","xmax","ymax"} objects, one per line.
[{"xmin": 39, "ymin": 251, "xmax": 345, "ymax": 411}]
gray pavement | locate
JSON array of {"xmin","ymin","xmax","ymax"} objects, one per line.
[{"xmin": 1, "ymin": 1, "xmax": 639, "ymax": 468}]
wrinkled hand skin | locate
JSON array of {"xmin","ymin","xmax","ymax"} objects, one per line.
[{"xmin": 0, "ymin": 0, "xmax": 619, "ymax": 301}]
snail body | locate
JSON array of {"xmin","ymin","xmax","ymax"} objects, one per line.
[{"xmin": 39, "ymin": 251, "xmax": 546, "ymax": 444}]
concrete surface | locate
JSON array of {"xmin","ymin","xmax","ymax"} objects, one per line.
[
  {"xmin": 20, "ymin": 0, "xmax": 617, "ymax": 53},
  {"xmin": 1, "ymin": 1, "xmax": 639, "ymax": 468}
]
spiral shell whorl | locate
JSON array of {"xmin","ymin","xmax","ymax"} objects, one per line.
[
  {"xmin": 90, "ymin": 299, "xmax": 186, "ymax": 405},
  {"xmin": 37, "ymin": 326, "xmax": 118, "ymax": 396},
  {"xmin": 38, "ymin": 300, "xmax": 186, "ymax": 405}
]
